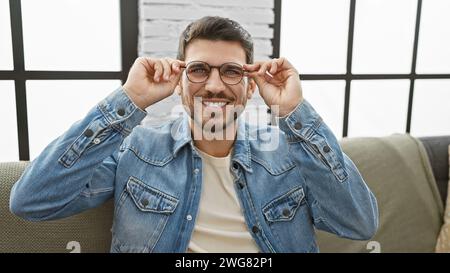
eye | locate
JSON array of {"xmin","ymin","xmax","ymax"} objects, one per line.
[
  {"xmin": 192, "ymin": 68, "xmax": 206, "ymax": 73},
  {"xmin": 188, "ymin": 66, "xmax": 208, "ymax": 74},
  {"xmin": 222, "ymin": 66, "xmax": 243, "ymax": 77}
]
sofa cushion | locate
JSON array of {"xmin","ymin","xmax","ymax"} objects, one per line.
[
  {"xmin": 435, "ymin": 145, "xmax": 450, "ymax": 252},
  {"xmin": 316, "ymin": 134, "xmax": 444, "ymax": 253},
  {"xmin": 0, "ymin": 162, "xmax": 113, "ymax": 253}
]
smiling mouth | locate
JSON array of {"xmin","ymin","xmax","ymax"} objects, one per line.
[
  {"xmin": 201, "ymin": 98, "xmax": 235, "ymax": 110},
  {"xmin": 203, "ymin": 101, "xmax": 228, "ymax": 108}
]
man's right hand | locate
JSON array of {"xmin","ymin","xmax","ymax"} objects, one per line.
[{"xmin": 123, "ymin": 57, "xmax": 186, "ymax": 110}]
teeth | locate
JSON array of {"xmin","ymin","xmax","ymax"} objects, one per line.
[{"xmin": 204, "ymin": 101, "xmax": 227, "ymax": 107}]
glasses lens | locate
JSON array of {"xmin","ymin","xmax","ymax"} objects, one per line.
[
  {"xmin": 220, "ymin": 63, "xmax": 244, "ymax": 85},
  {"xmin": 186, "ymin": 62, "xmax": 210, "ymax": 83}
]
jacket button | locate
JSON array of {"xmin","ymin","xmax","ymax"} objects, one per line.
[
  {"xmin": 282, "ymin": 208, "xmax": 290, "ymax": 217},
  {"xmin": 232, "ymin": 162, "xmax": 239, "ymax": 170},
  {"xmin": 323, "ymin": 145, "xmax": 331, "ymax": 153},
  {"xmin": 141, "ymin": 199, "xmax": 149, "ymax": 207},
  {"xmin": 237, "ymin": 181, "xmax": 245, "ymax": 189},
  {"xmin": 84, "ymin": 129, "xmax": 94, "ymax": 137},
  {"xmin": 252, "ymin": 226, "xmax": 260, "ymax": 234},
  {"xmin": 117, "ymin": 108, "xmax": 126, "ymax": 116},
  {"xmin": 294, "ymin": 122, "xmax": 302, "ymax": 130}
]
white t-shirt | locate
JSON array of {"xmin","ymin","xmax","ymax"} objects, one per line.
[{"xmin": 187, "ymin": 148, "xmax": 260, "ymax": 253}]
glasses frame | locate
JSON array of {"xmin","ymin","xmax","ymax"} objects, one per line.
[{"xmin": 181, "ymin": 61, "xmax": 248, "ymax": 85}]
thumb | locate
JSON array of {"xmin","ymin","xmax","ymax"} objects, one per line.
[{"xmin": 169, "ymin": 66, "xmax": 185, "ymax": 85}]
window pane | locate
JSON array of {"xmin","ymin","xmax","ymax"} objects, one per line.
[
  {"xmin": 0, "ymin": 0, "xmax": 13, "ymax": 70},
  {"xmin": 352, "ymin": 0, "xmax": 417, "ymax": 74},
  {"xmin": 21, "ymin": 0, "xmax": 121, "ymax": 71},
  {"xmin": 0, "ymin": 81, "xmax": 19, "ymax": 162},
  {"xmin": 301, "ymin": 80, "xmax": 346, "ymax": 138},
  {"xmin": 410, "ymin": 80, "xmax": 450, "ymax": 136},
  {"xmin": 348, "ymin": 80, "xmax": 410, "ymax": 137},
  {"xmin": 416, "ymin": 0, "xmax": 450, "ymax": 74},
  {"xmin": 280, "ymin": 0, "xmax": 350, "ymax": 74},
  {"xmin": 26, "ymin": 80, "xmax": 121, "ymax": 160}
]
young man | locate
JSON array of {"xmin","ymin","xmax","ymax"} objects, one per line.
[{"xmin": 10, "ymin": 16, "xmax": 378, "ymax": 253}]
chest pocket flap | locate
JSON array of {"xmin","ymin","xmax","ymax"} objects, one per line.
[
  {"xmin": 126, "ymin": 177, "xmax": 179, "ymax": 214},
  {"xmin": 262, "ymin": 186, "xmax": 305, "ymax": 222}
]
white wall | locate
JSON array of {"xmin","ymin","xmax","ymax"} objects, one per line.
[{"xmin": 137, "ymin": 0, "xmax": 275, "ymax": 125}]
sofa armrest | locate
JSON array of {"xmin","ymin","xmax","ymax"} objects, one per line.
[{"xmin": 417, "ymin": 135, "xmax": 450, "ymax": 207}]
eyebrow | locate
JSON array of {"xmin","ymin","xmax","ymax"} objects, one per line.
[{"xmin": 182, "ymin": 62, "xmax": 246, "ymax": 68}]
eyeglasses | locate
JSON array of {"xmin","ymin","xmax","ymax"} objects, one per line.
[{"xmin": 182, "ymin": 61, "xmax": 247, "ymax": 85}]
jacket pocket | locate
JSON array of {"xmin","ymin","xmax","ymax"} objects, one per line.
[
  {"xmin": 263, "ymin": 186, "xmax": 305, "ymax": 223},
  {"xmin": 126, "ymin": 176, "xmax": 178, "ymax": 214},
  {"xmin": 111, "ymin": 176, "xmax": 179, "ymax": 253},
  {"xmin": 262, "ymin": 186, "xmax": 317, "ymax": 252}
]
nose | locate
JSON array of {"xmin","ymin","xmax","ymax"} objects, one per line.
[{"xmin": 205, "ymin": 67, "xmax": 226, "ymax": 94}]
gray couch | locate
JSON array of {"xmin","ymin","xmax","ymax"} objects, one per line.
[{"xmin": 1, "ymin": 134, "xmax": 449, "ymax": 253}]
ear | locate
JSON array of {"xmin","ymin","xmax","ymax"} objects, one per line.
[
  {"xmin": 175, "ymin": 78, "xmax": 183, "ymax": 95},
  {"xmin": 246, "ymin": 78, "xmax": 256, "ymax": 100},
  {"xmin": 175, "ymin": 85, "xmax": 182, "ymax": 96}
]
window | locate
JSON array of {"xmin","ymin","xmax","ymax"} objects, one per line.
[
  {"xmin": 301, "ymin": 81, "xmax": 346, "ymax": 137},
  {"xmin": 280, "ymin": 0, "xmax": 350, "ymax": 74},
  {"xmin": 26, "ymin": 80, "xmax": 121, "ymax": 159},
  {"xmin": 411, "ymin": 80, "xmax": 450, "ymax": 136},
  {"xmin": 0, "ymin": 81, "xmax": 19, "ymax": 162},
  {"xmin": 1, "ymin": 0, "xmax": 137, "ymax": 162},
  {"xmin": 21, "ymin": 0, "xmax": 121, "ymax": 71},
  {"xmin": 352, "ymin": 0, "xmax": 417, "ymax": 74},
  {"xmin": 348, "ymin": 80, "xmax": 409, "ymax": 137},
  {"xmin": 0, "ymin": 0, "xmax": 13, "ymax": 70},
  {"xmin": 280, "ymin": 0, "xmax": 450, "ymax": 138},
  {"xmin": 416, "ymin": 0, "xmax": 450, "ymax": 73}
]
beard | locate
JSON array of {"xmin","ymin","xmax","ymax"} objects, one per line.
[{"xmin": 182, "ymin": 96, "xmax": 245, "ymax": 141}]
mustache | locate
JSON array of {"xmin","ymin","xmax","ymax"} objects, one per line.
[{"xmin": 195, "ymin": 92, "xmax": 234, "ymax": 101}]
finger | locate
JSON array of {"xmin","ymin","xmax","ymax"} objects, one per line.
[
  {"xmin": 161, "ymin": 58, "xmax": 172, "ymax": 81},
  {"xmin": 264, "ymin": 72, "xmax": 275, "ymax": 83},
  {"xmin": 140, "ymin": 57, "xmax": 155, "ymax": 76},
  {"xmin": 247, "ymin": 71, "xmax": 260, "ymax": 80},
  {"xmin": 172, "ymin": 60, "xmax": 186, "ymax": 73},
  {"xmin": 166, "ymin": 59, "xmax": 186, "ymax": 82},
  {"xmin": 171, "ymin": 63, "xmax": 186, "ymax": 82},
  {"xmin": 247, "ymin": 71, "xmax": 266, "ymax": 87},
  {"xmin": 171, "ymin": 61, "xmax": 180, "ymax": 73},
  {"xmin": 275, "ymin": 57, "xmax": 295, "ymax": 72},
  {"xmin": 269, "ymin": 59, "xmax": 278, "ymax": 75},
  {"xmin": 250, "ymin": 70, "xmax": 274, "ymax": 85},
  {"xmin": 243, "ymin": 63, "xmax": 261, "ymax": 72},
  {"xmin": 153, "ymin": 60, "xmax": 163, "ymax": 82},
  {"xmin": 258, "ymin": 62, "xmax": 270, "ymax": 76}
]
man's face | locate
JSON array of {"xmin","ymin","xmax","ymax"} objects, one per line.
[{"xmin": 178, "ymin": 39, "xmax": 255, "ymax": 134}]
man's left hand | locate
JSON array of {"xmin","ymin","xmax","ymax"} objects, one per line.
[{"xmin": 244, "ymin": 58, "xmax": 303, "ymax": 117}]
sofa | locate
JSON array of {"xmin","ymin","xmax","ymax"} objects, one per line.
[{"xmin": 1, "ymin": 134, "xmax": 449, "ymax": 253}]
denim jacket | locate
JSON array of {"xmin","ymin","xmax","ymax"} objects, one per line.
[{"xmin": 10, "ymin": 87, "xmax": 378, "ymax": 253}]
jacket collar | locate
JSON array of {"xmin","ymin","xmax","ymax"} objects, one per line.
[{"xmin": 171, "ymin": 113, "xmax": 253, "ymax": 173}]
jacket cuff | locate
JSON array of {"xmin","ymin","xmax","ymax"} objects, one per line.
[
  {"xmin": 277, "ymin": 99, "xmax": 323, "ymax": 141},
  {"xmin": 98, "ymin": 86, "xmax": 147, "ymax": 136}
]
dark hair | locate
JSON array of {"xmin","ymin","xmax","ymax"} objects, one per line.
[{"xmin": 177, "ymin": 16, "xmax": 254, "ymax": 64}]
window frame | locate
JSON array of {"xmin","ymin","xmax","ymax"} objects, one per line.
[
  {"xmin": 275, "ymin": 0, "xmax": 450, "ymax": 138},
  {"xmin": 0, "ymin": 0, "xmax": 137, "ymax": 160}
]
